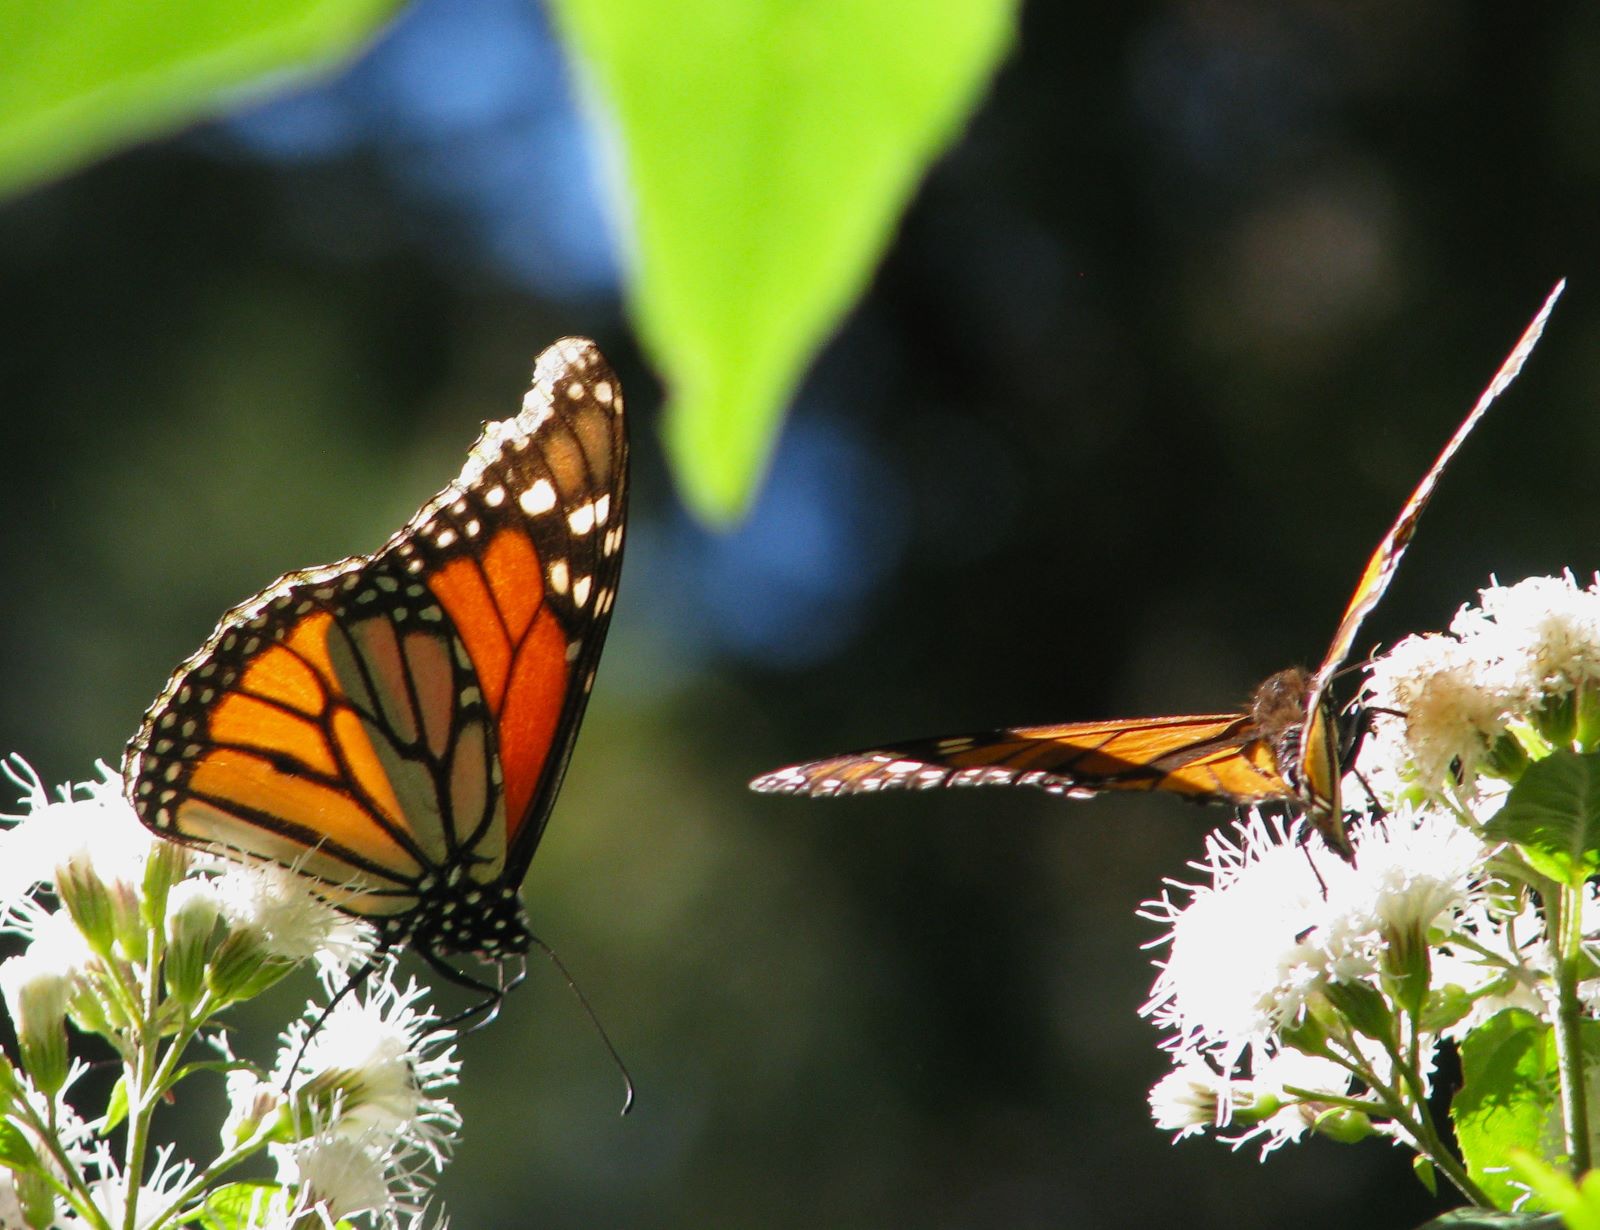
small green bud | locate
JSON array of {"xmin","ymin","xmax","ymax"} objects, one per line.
[
  {"xmin": 53, "ymin": 861, "xmax": 116, "ymax": 960},
  {"xmin": 65, "ymin": 971, "xmax": 116, "ymax": 1041},
  {"xmin": 223, "ymin": 1078, "xmax": 285, "ymax": 1149},
  {"xmin": 142, "ymin": 840, "xmax": 189, "ymax": 933},
  {"xmin": 1482, "ymin": 729, "xmax": 1531, "ymax": 782},
  {"xmin": 1577, "ymin": 682, "xmax": 1600, "ymax": 753},
  {"xmin": 108, "ymin": 880, "xmax": 148, "ymax": 963},
  {"xmin": 1532, "ymin": 689, "xmax": 1578, "ymax": 749},
  {"xmin": 18, "ymin": 1162, "xmax": 56, "ymax": 1230},
  {"xmin": 1380, "ymin": 924, "xmax": 1431, "ymax": 1020},
  {"xmin": 165, "ymin": 886, "xmax": 220, "ymax": 1008},
  {"xmin": 1419, "ymin": 982, "xmax": 1473, "ymax": 1034},
  {"xmin": 207, "ymin": 929, "xmax": 293, "ymax": 1004},
  {"xmin": 1312, "ymin": 1105, "xmax": 1374, "ymax": 1144},
  {"xmin": 1319, "ymin": 980, "xmax": 1394, "ymax": 1043},
  {"xmin": 1, "ymin": 960, "xmax": 71, "ymax": 1097},
  {"xmin": 1278, "ymin": 1012, "xmax": 1331, "ymax": 1058}
]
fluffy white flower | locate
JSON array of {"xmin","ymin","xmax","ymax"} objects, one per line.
[
  {"xmin": 0, "ymin": 759, "xmax": 160, "ymax": 917},
  {"xmin": 276, "ymin": 974, "xmax": 461, "ymax": 1169},
  {"xmin": 1141, "ymin": 813, "xmax": 1346, "ymax": 1070},
  {"xmin": 1362, "ymin": 633, "xmax": 1515, "ymax": 798},
  {"xmin": 1451, "ymin": 572, "xmax": 1600, "ymax": 700},
  {"xmin": 1148, "ymin": 1061, "xmax": 1230, "ymax": 1138},
  {"xmin": 1315, "ymin": 806, "xmax": 1487, "ymax": 985},
  {"xmin": 211, "ymin": 861, "xmax": 373, "ymax": 969},
  {"xmin": 277, "ymin": 1134, "xmax": 394, "ymax": 1224}
]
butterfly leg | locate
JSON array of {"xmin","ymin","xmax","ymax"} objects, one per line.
[{"xmin": 421, "ymin": 950, "xmax": 510, "ymax": 1028}]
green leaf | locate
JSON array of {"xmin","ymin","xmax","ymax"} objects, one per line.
[
  {"xmin": 100, "ymin": 1076, "xmax": 129, "ymax": 1135},
  {"xmin": 548, "ymin": 0, "xmax": 1018, "ymax": 523},
  {"xmin": 195, "ymin": 1182, "xmax": 286, "ymax": 1230},
  {"xmin": 0, "ymin": 0, "xmax": 404, "ymax": 201},
  {"xmin": 0, "ymin": 1118, "xmax": 40, "ymax": 1171},
  {"xmin": 1509, "ymin": 1152, "xmax": 1600, "ymax": 1230},
  {"xmin": 1454, "ymin": 1008, "xmax": 1559, "ymax": 1211},
  {"xmin": 1413, "ymin": 1212, "xmax": 1562, "ymax": 1230},
  {"xmin": 1486, "ymin": 751, "xmax": 1600, "ymax": 887}
]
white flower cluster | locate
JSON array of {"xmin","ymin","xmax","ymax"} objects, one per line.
[
  {"xmin": 1141, "ymin": 574, "xmax": 1600, "ymax": 1210},
  {"xmin": 1363, "ymin": 572, "xmax": 1600, "ymax": 800},
  {"xmin": 0, "ymin": 758, "xmax": 460, "ymax": 1230}
]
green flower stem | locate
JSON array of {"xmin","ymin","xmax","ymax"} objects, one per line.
[
  {"xmin": 155, "ymin": 1118, "xmax": 276, "ymax": 1226},
  {"xmin": 1549, "ymin": 881, "xmax": 1591, "ymax": 1173},
  {"xmin": 11, "ymin": 1092, "xmax": 111, "ymax": 1230},
  {"xmin": 120, "ymin": 934, "xmax": 165, "ymax": 1230},
  {"xmin": 1319, "ymin": 1033, "xmax": 1490, "ymax": 1205}
]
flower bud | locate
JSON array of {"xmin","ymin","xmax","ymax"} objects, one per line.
[
  {"xmin": 1577, "ymin": 682, "xmax": 1600, "ymax": 753},
  {"xmin": 207, "ymin": 929, "xmax": 293, "ymax": 1004},
  {"xmin": 1482, "ymin": 729, "xmax": 1530, "ymax": 782},
  {"xmin": 0, "ymin": 957, "xmax": 70, "ymax": 1096},
  {"xmin": 221, "ymin": 1071, "xmax": 286, "ymax": 1150},
  {"xmin": 1379, "ymin": 924, "xmax": 1432, "ymax": 1020},
  {"xmin": 1311, "ymin": 1105, "xmax": 1374, "ymax": 1144},
  {"xmin": 165, "ymin": 883, "xmax": 221, "ymax": 1008},
  {"xmin": 1317, "ymin": 980, "xmax": 1394, "ymax": 1043},
  {"xmin": 108, "ymin": 879, "xmax": 148, "ymax": 962},
  {"xmin": 17, "ymin": 1164, "xmax": 55, "ymax": 1230},
  {"xmin": 1531, "ymin": 688, "xmax": 1578, "ymax": 750},
  {"xmin": 142, "ymin": 840, "xmax": 189, "ymax": 934},
  {"xmin": 1419, "ymin": 982, "xmax": 1473, "ymax": 1034},
  {"xmin": 53, "ymin": 860, "xmax": 115, "ymax": 960}
]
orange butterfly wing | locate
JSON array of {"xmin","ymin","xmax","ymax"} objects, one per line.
[
  {"xmin": 751, "ymin": 712, "xmax": 1288, "ymax": 805},
  {"xmin": 123, "ymin": 339, "xmax": 627, "ymax": 957},
  {"xmin": 1308, "ymin": 280, "xmax": 1565, "ymax": 704},
  {"xmin": 753, "ymin": 283, "xmax": 1565, "ymax": 860}
]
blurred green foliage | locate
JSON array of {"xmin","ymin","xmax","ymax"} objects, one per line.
[
  {"xmin": 0, "ymin": 0, "xmax": 1015, "ymax": 523},
  {"xmin": 548, "ymin": 0, "xmax": 1017, "ymax": 522},
  {"xmin": 0, "ymin": 0, "xmax": 402, "ymax": 198}
]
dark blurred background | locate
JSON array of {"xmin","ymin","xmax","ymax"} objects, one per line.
[{"xmin": 2, "ymin": 1, "xmax": 1596, "ymax": 1226}]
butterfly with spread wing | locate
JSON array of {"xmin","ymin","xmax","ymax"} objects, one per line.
[
  {"xmin": 752, "ymin": 284, "xmax": 1565, "ymax": 859},
  {"xmin": 123, "ymin": 337, "xmax": 626, "ymax": 996}
]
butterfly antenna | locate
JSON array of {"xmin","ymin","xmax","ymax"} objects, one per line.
[{"xmin": 527, "ymin": 933, "xmax": 635, "ymax": 1116}]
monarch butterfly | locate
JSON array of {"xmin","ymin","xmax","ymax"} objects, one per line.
[
  {"xmin": 123, "ymin": 337, "xmax": 626, "ymax": 992},
  {"xmin": 751, "ymin": 283, "xmax": 1566, "ymax": 858}
]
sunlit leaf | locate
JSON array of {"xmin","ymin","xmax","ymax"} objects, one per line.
[
  {"xmin": 1510, "ymin": 1151, "xmax": 1600, "ymax": 1230},
  {"xmin": 195, "ymin": 1182, "xmax": 287, "ymax": 1230},
  {"xmin": 550, "ymin": 0, "xmax": 1017, "ymax": 523},
  {"xmin": 1453, "ymin": 1008, "xmax": 1570, "ymax": 1212},
  {"xmin": 0, "ymin": 1119, "xmax": 39, "ymax": 1171},
  {"xmin": 0, "ymin": 0, "xmax": 402, "ymax": 200},
  {"xmin": 1487, "ymin": 751, "xmax": 1600, "ymax": 887},
  {"xmin": 1413, "ymin": 1211, "xmax": 1561, "ymax": 1229}
]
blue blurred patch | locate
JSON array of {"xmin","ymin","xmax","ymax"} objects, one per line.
[
  {"xmin": 224, "ymin": 0, "xmax": 619, "ymax": 299},
  {"xmin": 635, "ymin": 414, "xmax": 911, "ymax": 670}
]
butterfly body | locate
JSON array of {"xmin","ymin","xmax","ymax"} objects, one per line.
[
  {"xmin": 752, "ymin": 284, "xmax": 1566, "ymax": 858},
  {"xmin": 124, "ymin": 337, "xmax": 626, "ymax": 969}
]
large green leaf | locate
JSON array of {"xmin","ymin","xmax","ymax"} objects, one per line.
[
  {"xmin": 550, "ymin": 0, "xmax": 1017, "ymax": 523},
  {"xmin": 1454, "ymin": 1009, "xmax": 1559, "ymax": 1211},
  {"xmin": 1487, "ymin": 751, "xmax": 1600, "ymax": 887},
  {"xmin": 0, "ymin": 0, "xmax": 403, "ymax": 200}
]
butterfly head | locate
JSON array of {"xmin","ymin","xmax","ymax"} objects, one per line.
[{"xmin": 1248, "ymin": 667, "xmax": 1352, "ymax": 860}]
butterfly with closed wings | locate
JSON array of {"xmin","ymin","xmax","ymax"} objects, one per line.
[
  {"xmin": 123, "ymin": 337, "xmax": 626, "ymax": 1004},
  {"xmin": 752, "ymin": 284, "xmax": 1565, "ymax": 859}
]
